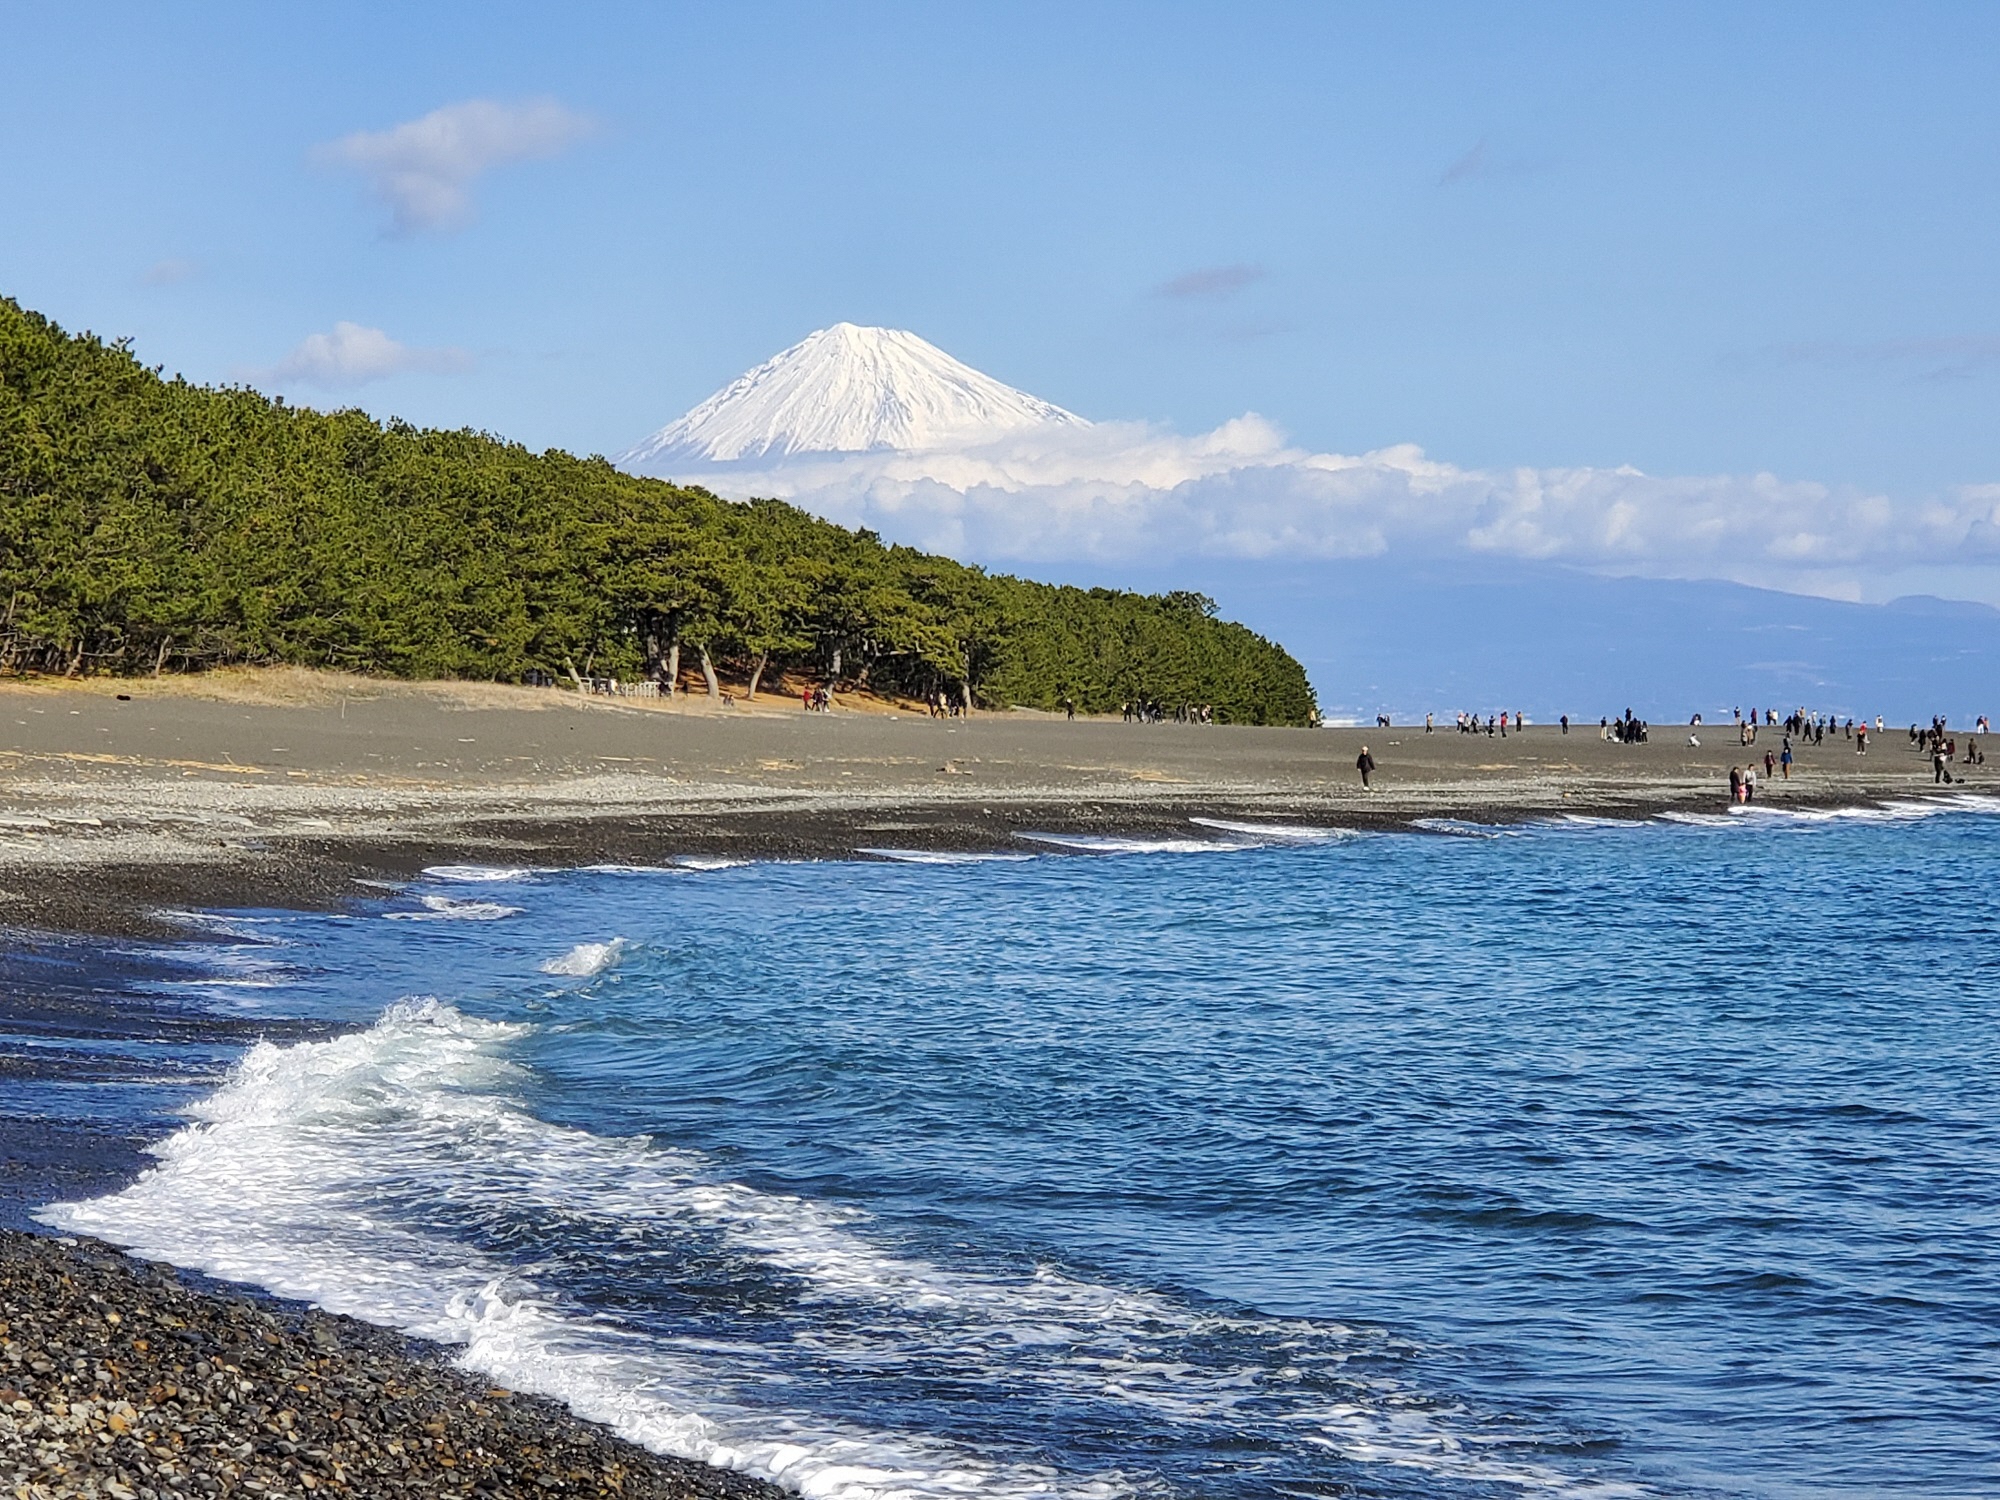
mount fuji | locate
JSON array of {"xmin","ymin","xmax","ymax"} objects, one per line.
[
  {"xmin": 618, "ymin": 323, "xmax": 1085, "ymax": 471},
  {"xmin": 612, "ymin": 325, "xmax": 1998, "ymax": 721}
]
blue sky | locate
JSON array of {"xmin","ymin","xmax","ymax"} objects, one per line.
[{"xmin": 5, "ymin": 3, "xmax": 2000, "ymax": 604}]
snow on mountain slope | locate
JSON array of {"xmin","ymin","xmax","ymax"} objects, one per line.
[{"xmin": 618, "ymin": 323, "xmax": 1086, "ymax": 470}]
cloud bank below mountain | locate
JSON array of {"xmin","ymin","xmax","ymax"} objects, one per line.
[{"xmin": 669, "ymin": 415, "xmax": 2000, "ymax": 602}]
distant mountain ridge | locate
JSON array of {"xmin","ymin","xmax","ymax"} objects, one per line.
[{"xmin": 618, "ymin": 323, "xmax": 1085, "ymax": 470}]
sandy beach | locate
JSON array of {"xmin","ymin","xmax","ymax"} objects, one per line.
[
  {"xmin": 0, "ymin": 671, "xmax": 1973, "ymax": 936},
  {"xmin": 3, "ymin": 671, "xmax": 1992, "ymax": 1500}
]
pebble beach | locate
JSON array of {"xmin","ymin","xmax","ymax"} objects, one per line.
[{"xmin": 0, "ymin": 1229, "xmax": 784, "ymax": 1500}]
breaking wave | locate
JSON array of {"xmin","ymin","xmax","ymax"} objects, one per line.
[{"xmin": 44, "ymin": 1000, "xmax": 1642, "ymax": 1500}]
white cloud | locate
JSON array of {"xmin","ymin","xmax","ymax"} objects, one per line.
[
  {"xmin": 260, "ymin": 322, "xmax": 473, "ymax": 389},
  {"xmin": 667, "ymin": 418, "xmax": 2000, "ymax": 598},
  {"xmin": 316, "ymin": 97, "xmax": 594, "ymax": 234}
]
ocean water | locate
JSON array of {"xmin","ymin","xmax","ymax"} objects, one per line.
[{"xmin": 16, "ymin": 799, "xmax": 2000, "ymax": 1500}]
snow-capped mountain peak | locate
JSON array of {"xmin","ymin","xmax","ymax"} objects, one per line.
[{"xmin": 618, "ymin": 323, "xmax": 1087, "ymax": 469}]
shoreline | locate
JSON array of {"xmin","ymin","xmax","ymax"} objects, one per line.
[
  {"xmin": 0, "ymin": 1227, "xmax": 785, "ymax": 1500},
  {"xmin": 2, "ymin": 674, "xmax": 1977, "ymax": 938}
]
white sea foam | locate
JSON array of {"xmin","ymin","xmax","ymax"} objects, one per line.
[
  {"xmin": 157, "ymin": 977, "xmax": 289, "ymax": 991},
  {"xmin": 38, "ymin": 1002, "xmax": 1121, "ymax": 1499},
  {"xmin": 675, "ymin": 856, "xmax": 751, "ymax": 871},
  {"xmin": 44, "ymin": 1000, "xmax": 1648, "ymax": 1500},
  {"xmin": 1187, "ymin": 817, "xmax": 1355, "ymax": 841},
  {"xmin": 423, "ymin": 864, "xmax": 542, "ymax": 882},
  {"xmin": 540, "ymin": 939, "xmax": 631, "ymax": 976},
  {"xmin": 1654, "ymin": 810, "xmax": 1741, "ymax": 827},
  {"xmin": 1745, "ymin": 793, "xmax": 2000, "ymax": 824},
  {"xmin": 1945, "ymin": 791, "xmax": 2000, "ymax": 812},
  {"xmin": 581, "ymin": 863, "xmax": 691, "ymax": 875},
  {"xmin": 150, "ymin": 941, "xmax": 299, "ymax": 1000},
  {"xmin": 1655, "ymin": 794, "xmax": 2000, "ymax": 831},
  {"xmin": 1410, "ymin": 818, "xmax": 1519, "ymax": 839},
  {"xmin": 1016, "ymin": 833, "xmax": 1256, "ymax": 855},
  {"xmin": 856, "ymin": 849, "xmax": 1036, "ymax": 865},
  {"xmin": 386, "ymin": 894, "xmax": 524, "ymax": 921},
  {"xmin": 153, "ymin": 910, "xmax": 293, "ymax": 940}
]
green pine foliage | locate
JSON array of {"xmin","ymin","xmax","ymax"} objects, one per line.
[{"xmin": 0, "ymin": 297, "xmax": 1317, "ymax": 725}]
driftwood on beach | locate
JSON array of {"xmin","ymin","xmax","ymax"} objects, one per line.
[{"xmin": 0, "ymin": 1229, "xmax": 781, "ymax": 1500}]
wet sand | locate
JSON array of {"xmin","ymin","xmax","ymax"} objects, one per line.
[{"xmin": 0, "ymin": 673, "xmax": 1970, "ymax": 935}]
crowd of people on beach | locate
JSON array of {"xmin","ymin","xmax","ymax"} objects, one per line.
[
  {"xmin": 1449, "ymin": 711, "xmax": 1528, "ymax": 736},
  {"xmin": 1911, "ymin": 716, "xmax": 1987, "ymax": 782},
  {"xmin": 1122, "ymin": 700, "xmax": 1214, "ymax": 724},
  {"xmin": 1346, "ymin": 703, "xmax": 1990, "ymax": 803},
  {"xmin": 1726, "ymin": 706, "xmax": 1881, "ymax": 747},
  {"xmin": 1720, "ymin": 710, "xmax": 1987, "ymax": 799},
  {"xmin": 1603, "ymin": 711, "xmax": 1650, "ymax": 743}
]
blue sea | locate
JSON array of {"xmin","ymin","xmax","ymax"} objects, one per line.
[{"xmin": 13, "ymin": 797, "xmax": 2000, "ymax": 1500}]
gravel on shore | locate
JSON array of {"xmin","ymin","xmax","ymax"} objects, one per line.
[{"xmin": 0, "ymin": 1228, "xmax": 783, "ymax": 1500}]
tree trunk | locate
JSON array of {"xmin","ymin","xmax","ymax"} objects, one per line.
[
  {"xmin": 960, "ymin": 679, "xmax": 973, "ymax": 715},
  {"xmin": 564, "ymin": 655, "xmax": 585, "ymax": 690},
  {"xmin": 665, "ymin": 642, "xmax": 680, "ymax": 697},
  {"xmin": 746, "ymin": 650, "xmax": 768, "ymax": 700},
  {"xmin": 154, "ymin": 637, "xmax": 172, "ymax": 676},
  {"xmin": 829, "ymin": 645, "xmax": 842, "ymax": 683},
  {"xmin": 700, "ymin": 646, "xmax": 720, "ymax": 699}
]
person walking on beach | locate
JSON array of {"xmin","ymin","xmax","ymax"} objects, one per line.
[
  {"xmin": 1780, "ymin": 735, "xmax": 1794, "ymax": 781},
  {"xmin": 1426, "ymin": 713, "xmax": 1434, "ymax": 733},
  {"xmin": 1744, "ymin": 763, "xmax": 1757, "ymax": 801},
  {"xmin": 1856, "ymin": 721, "xmax": 1867, "ymax": 754},
  {"xmin": 1934, "ymin": 745, "xmax": 1953, "ymax": 784},
  {"xmin": 1357, "ymin": 745, "xmax": 1376, "ymax": 790},
  {"xmin": 1764, "ymin": 750, "xmax": 1776, "ymax": 781},
  {"xmin": 1729, "ymin": 765, "xmax": 1743, "ymax": 804}
]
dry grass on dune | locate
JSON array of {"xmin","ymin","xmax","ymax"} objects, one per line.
[
  {"xmin": 0, "ymin": 665, "xmax": 561, "ymax": 711},
  {"xmin": 0, "ymin": 664, "xmax": 950, "ymax": 718}
]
